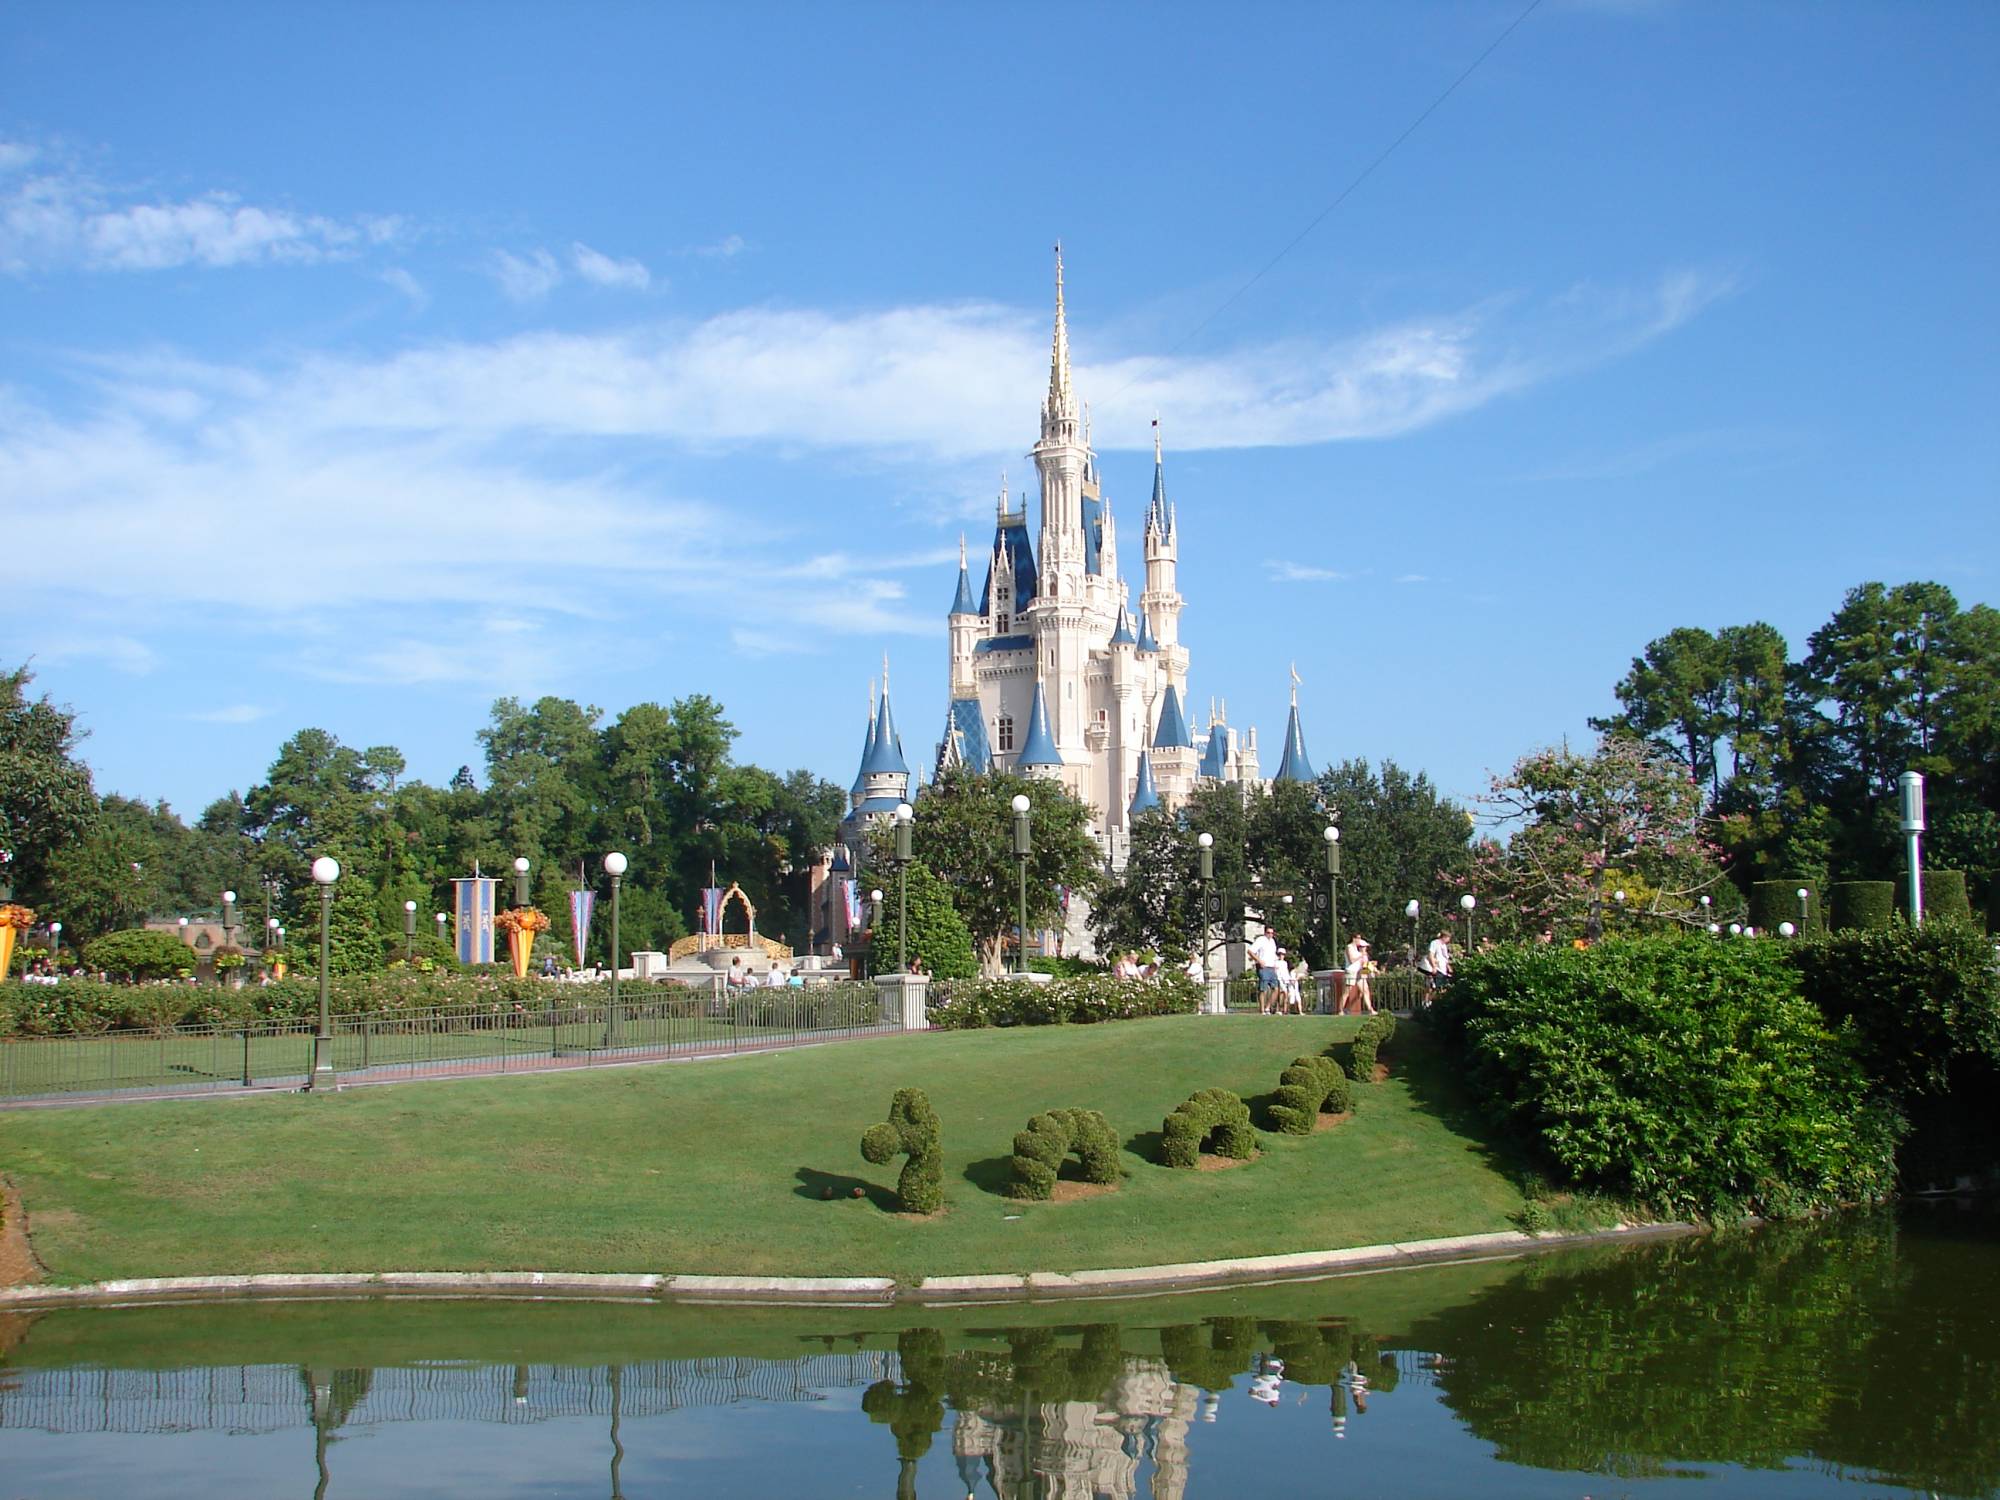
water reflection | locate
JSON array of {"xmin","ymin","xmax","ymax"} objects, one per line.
[{"xmin": 2, "ymin": 1206, "xmax": 1997, "ymax": 1499}]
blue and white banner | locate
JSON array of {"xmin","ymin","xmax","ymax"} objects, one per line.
[
  {"xmin": 569, "ymin": 888, "xmax": 595, "ymax": 969},
  {"xmin": 452, "ymin": 877, "xmax": 497, "ymax": 965},
  {"xmin": 701, "ymin": 886, "xmax": 724, "ymax": 936},
  {"xmin": 842, "ymin": 879, "xmax": 861, "ymax": 930}
]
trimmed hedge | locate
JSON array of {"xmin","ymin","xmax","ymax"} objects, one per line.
[
  {"xmin": 927, "ymin": 971, "xmax": 1199, "ymax": 1030},
  {"xmin": 1005, "ymin": 1107, "xmax": 1121, "ymax": 1200},
  {"xmin": 1793, "ymin": 920, "xmax": 2000, "ymax": 1099},
  {"xmin": 1347, "ymin": 1012, "xmax": 1398, "ymax": 1082},
  {"xmin": 1898, "ymin": 869, "xmax": 1973, "ymax": 926},
  {"xmin": 1267, "ymin": 1054, "xmax": 1351, "ymax": 1134},
  {"xmin": 1750, "ymin": 879, "xmax": 1823, "ymax": 936},
  {"xmin": 860, "ymin": 1087, "xmax": 944, "ymax": 1214},
  {"xmin": 1433, "ymin": 935, "xmax": 1898, "ymax": 1220},
  {"xmin": 1161, "ymin": 1088, "xmax": 1255, "ymax": 1168},
  {"xmin": 1829, "ymin": 881, "xmax": 1895, "ymax": 931}
]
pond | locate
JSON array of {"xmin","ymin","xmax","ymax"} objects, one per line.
[{"xmin": 2, "ymin": 1204, "xmax": 1996, "ymax": 1498}]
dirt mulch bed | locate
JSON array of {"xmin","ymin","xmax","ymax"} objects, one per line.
[
  {"xmin": 0, "ymin": 1177, "xmax": 46, "ymax": 1289},
  {"xmin": 1375, "ymin": 1062, "xmax": 1390, "ymax": 1083},
  {"xmin": 1193, "ymin": 1152, "xmax": 1257, "ymax": 1172},
  {"xmin": 1314, "ymin": 1110, "xmax": 1354, "ymax": 1133},
  {"xmin": 1046, "ymin": 1179, "xmax": 1120, "ymax": 1203}
]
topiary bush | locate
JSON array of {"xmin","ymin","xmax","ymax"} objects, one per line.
[
  {"xmin": 1750, "ymin": 879, "xmax": 1823, "ymax": 936},
  {"xmin": 1897, "ymin": 869, "xmax": 1973, "ymax": 926},
  {"xmin": 1829, "ymin": 881, "xmax": 1895, "ymax": 931},
  {"xmin": 1161, "ymin": 1087, "xmax": 1255, "ymax": 1167},
  {"xmin": 1433, "ymin": 934, "xmax": 1898, "ymax": 1220},
  {"xmin": 860, "ymin": 1087, "xmax": 944, "ymax": 1214},
  {"xmin": 81, "ymin": 929, "xmax": 197, "ymax": 982},
  {"xmin": 1267, "ymin": 1054, "xmax": 1350, "ymax": 1134},
  {"xmin": 1347, "ymin": 1012, "xmax": 1398, "ymax": 1082},
  {"xmin": 1006, "ymin": 1106, "xmax": 1122, "ymax": 1199}
]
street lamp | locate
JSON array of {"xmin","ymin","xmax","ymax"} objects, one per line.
[
  {"xmin": 868, "ymin": 888, "xmax": 884, "ymax": 978},
  {"xmin": 1699, "ymin": 893, "xmax": 1711, "ymax": 933},
  {"xmin": 1323, "ymin": 827, "xmax": 1341, "ymax": 961},
  {"xmin": 1780, "ymin": 921, "xmax": 1797, "ymax": 937},
  {"xmin": 307, "ymin": 856, "xmax": 339, "ymax": 1089},
  {"xmin": 178, "ymin": 915, "xmax": 190, "ymax": 945},
  {"xmin": 221, "ymin": 890, "xmax": 237, "ymax": 946},
  {"xmin": 1460, "ymin": 892, "xmax": 1476, "ymax": 949},
  {"xmin": 266, "ymin": 915, "xmax": 279, "ymax": 955},
  {"xmin": 1729, "ymin": 922, "xmax": 1743, "ymax": 937},
  {"xmin": 1796, "ymin": 886, "xmax": 1811, "ymax": 935},
  {"xmin": 1613, "ymin": 888, "xmax": 1626, "ymax": 933},
  {"xmin": 1405, "ymin": 899, "xmax": 1420, "ymax": 964},
  {"xmin": 893, "ymin": 801, "xmax": 914, "ymax": 973},
  {"xmin": 513, "ymin": 856, "xmax": 532, "ymax": 908},
  {"xmin": 48, "ymin": 920, "xmax": 61, "ymax": 966},
  {"xmin": 1899, "ymin": 770, "xmax": 1926, "ymax": 925},
  {"xmin": 1197, "ymin": 831, "xmax": 1215, "ymax": 980},
  {"xmin": 1012, "ymin": 793, "xmax": 1032, "ymax": 975},
  {"xmin": 403, "ymin": 899, "xmax": 418, "ymax": 961},
  {"xmin": 603, "ymin": 853, "xmax": 628, "ymax": 1045}
]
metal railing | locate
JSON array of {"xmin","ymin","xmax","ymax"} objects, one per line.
[
  {"xmin": 0, "ymin": 981, "xmax": 892, "ymax": 1103},
  {"xmin": 1223, "ymin": 968, "xmax": 1431, "ymax": 1015}
]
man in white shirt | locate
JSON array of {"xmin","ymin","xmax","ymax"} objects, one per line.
[
  {"xmin": 1425, "ymin": 930, "xmax": 1452, "ymax": 996},
  {"xmin": 1246, "ymin": 928, "xmax": 1280, "ymax": 1014}
]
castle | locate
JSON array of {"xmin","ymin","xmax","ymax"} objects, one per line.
[{"xmin": 811, "ymin": 250, "xmax": 1318, "ymax": 955}]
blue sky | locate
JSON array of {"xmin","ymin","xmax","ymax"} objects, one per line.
[{"xmin": 3, "ymin": 1, "xmax": 1994, "ymax": 821}]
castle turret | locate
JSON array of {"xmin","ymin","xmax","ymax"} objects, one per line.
[
  {"xmin": 1032, "ymin": 246, "xmax": 1091, "ymax": 599},
  {"xmin": 1015, "ymin": 681, "xmax": 1063, "ymax": 777},
  {"xmin": 1150, "ymin": 682, "xmax": 1198, "ymax": 805},
  {"xmin": 1272, "ymin": 667, "xmax": 1315, "ymax": 783},
  {"xmin": 1129, "ymin": 750, "xmax": 1161, "ymax": 817},
  {"xmin": 948, "ymin": 534, "xmax": 982, "ymax": 697}
]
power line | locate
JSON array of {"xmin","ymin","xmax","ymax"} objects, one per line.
[{"xmin": 1119, "ymin": 0, "xmax": 1545, "ymax": 386}]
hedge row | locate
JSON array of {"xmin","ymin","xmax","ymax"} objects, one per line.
[{"xmin": 926, "ymin": 972, "xmax": 1200, "ymax": 1030}]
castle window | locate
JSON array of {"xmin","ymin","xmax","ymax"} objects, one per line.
[
  {"xmin": 997, "ymin": 715, "xmax": 1014, "ymax": 753},
  {"xmin": 997, "ymin": 612, "xmax": 1009, "ymax": 633}
]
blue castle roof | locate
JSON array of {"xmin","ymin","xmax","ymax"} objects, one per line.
[
  {"xmin": 1152, "ymin": 684, "xmax": 1193, "ymax": 750},
  {"xmin": 982, "ymin": 516, "xmax": 1038, "ymax": 614},
  {"xmin": 1129, "ymin": 750, "xmax": 1161, "ymax": 816},
  {"xmin": 1110, "ymin": 605, "xmax": 1136, "ymax": 647},
  {"xmin": 1135, "ymin": 611, "xmax": 1158, "ymax": 653},
  {"xmin": 946, "ymin": 697, "xmax": 991, "ymax": 774},
  {"xmin": 1198, "ymin": 723, "xmax": 1230, "ymax": 779},
  {"xmin": 1274, "ymin": 699, "xmax": 1315, "ymax": 783},
  {"xmin": 859, "ymin": 687, "xmax": 910, "ymax": 778},
  {"xmin": 849, "ymin": 709, "xmax": 876, "ymax": 796},
  {"xmin": 950, "ymin": 560, "xmax": 978, "ymax": 615},
  {"xmin": 1015, "ymin": 683, "xmax": 1062, "ymax": 767}
]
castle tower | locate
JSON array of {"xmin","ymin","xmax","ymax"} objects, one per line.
[
  {"xmin": 1273, "ymin": 666, "xmax": 1316, "ymax": 783},
  {"xmin": 1150, "ymin": 681, "xmax": 1198, "ymax": 804},
  {"xmin": 1141, "ymin": 421, "xmax": 1187, "ymax": 699},
  {"xmin": 1033, "ymin": 246, "xmax": 1090, "ymax": 595},
  {"xmin": 947, "ymin": 533, "xmax": 981, "ymax": 697}
]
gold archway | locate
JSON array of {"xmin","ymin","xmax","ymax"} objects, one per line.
[{"xmin": 667, "ymin": 882, "xmax": 794, "ymax": 962}]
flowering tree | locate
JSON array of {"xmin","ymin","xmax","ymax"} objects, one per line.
[{"xmin": 1471, "ymin": 736, "xmax": 1731, "ymax": 941}]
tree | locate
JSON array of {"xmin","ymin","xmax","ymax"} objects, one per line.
[
  {"xmin": 895, "ymin": 769, "xmax": 1101, "ymax": 975},
  {"xmin": 83, "ymin": 927, "xmax": 197, "ymax": 981},
  {"xmin": 895, "ymin": 861, "xmax": 977, "ymax": 978},
  {"xmin": 1089, "ymin": 783, "xmax": 1248, "ymax": 963},
  {"xmin": 1594, "ymin": 627, "xmax": 1729, "ymax": 795},
  {"xmin": 0, "ymin": 665, "xmax": 99, "ymax": 902},
  {"xmin": 1313, "ymin": 759, "xmax": 1477, "ymax": 965},
  {"xmin": 1471, "ymin": 736, "xmax": 1725, "ymax": 940}
]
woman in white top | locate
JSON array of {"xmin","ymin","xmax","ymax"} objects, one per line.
[{"xmin": 1343, "ymin": 936, "xmax": 1374, "ymax": 1015}]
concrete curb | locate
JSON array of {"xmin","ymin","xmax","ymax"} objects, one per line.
[{"xmin": 0, "ymin": 1221, "xmax": 1693, "ymax": 1311}]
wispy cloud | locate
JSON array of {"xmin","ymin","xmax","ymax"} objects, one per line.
[
  {"xmin": 379, "ymin": 266, "xmax": 428, "ymax": 308},
  {"xmin": 489, "ymin": 247, "xmax": 562, "ymax": 302},
  {"xmin": 688, "ymin": 233, "xmax": 746, "ymax": 259},
  {"xmin": 1267, "ymin": 562, "xmax": 1347, "ymax": 583},
  {"xmin": 1511, "ymin": 424, "xmax": 1799, "ymax": 483},
  {"xmin": 1395, "ymin": 573, "xmax": 1430, "ymax": 585},
  {"xmin": 35, "ymin": 635, "xmax": 158, "ymax": 674},
  {"xmin": 0, "ymin": 143, "xmax": 401, "ymax": 274},
  {"xmin": 183, "ymin": 703, "xmax": 269, "ymax": 724},
  {"xmin": 571, "ymin": 241, "xmax": 651, "ymax": 290}
]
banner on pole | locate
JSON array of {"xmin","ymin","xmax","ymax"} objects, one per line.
[
  {"xmin": 569, "ymin": 888, "xmax": 595, "ymax": 969},
  {"xmin": 452, "ymin": 877, "xmax": 498, "ymax": 965},
  {"xmin": 701, "ymin": 886, "xmax": 724, "ymax": 936}
]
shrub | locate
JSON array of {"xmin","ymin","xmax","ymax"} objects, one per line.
[
  {"xmin": 927, "ymin": 971, "xmax": 1199, "ymax": 1030},
  {"xmin": 1005, "ymin": 1107, "xmax": 1121, "ymax": 1199},
  {"xmin": 1159, "ymin": 1317, "xmax": 1258, "ymax": 1391},
  {"xmin": 1828, "ymin": 881, "xmax": 1895, "ymax": 931},
  {"xmin": 860, "ymin": 1087, "xmax": 944, "ymax": 1214},
  {"xmin": 1161, "ymin": 1088, "xmax": 1255, "ymax": 1168},
  {"xmin": 1267, "ymin": 1054, "xmax": 1350, "ymax": 1134},
  {"xmin": 82, "ymin": 929, "xmax": 196, "ymax": 982},
  {"xmin": 1750, "ymin": 879, "xmax": 1824, "ymax": 936},
  {"xmin": 1347, "ymin": 1012, "xmax": 1398, "ymax": 1082},
  {"xmin": 1897, "ymin": 869, "xmax": 1973, "ymax": 926},
  {"xmin": 1026, "ymin": 955, "xmax": 1109, "ymax": 978},
  {"xmin": 1792, "ymin": 920, "xmax": 2000, "ymax": 1099},
  {"xmin": 898, "ymin": 862, "xmax": 979, "ymax": 979},
  {"xmin": 1433, "ymin": 935, "xmax": 1898, "ymax": 1220}
]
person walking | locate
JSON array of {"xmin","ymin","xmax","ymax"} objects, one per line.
[
  {"xmin": 1247, "ymin": 927, "xmax": 1280, "ymax": 1014},
  {"xmin": 1425, "ymin": 929, "xmax": 1453, "ymax": 1000},
  {"xmin": 1342, "ymin": 935, "xmax": 1374, "ymax": 1015}
]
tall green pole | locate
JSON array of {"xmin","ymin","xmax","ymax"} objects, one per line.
[
  {"xmin": 894, "ymin": 805, "xmax": 913, "ymax": 973},
  {"xmin": 309, "ymin": 855, "xmax": 338, "ymax": 1090},
  {"xmin": 603, "ymin": 852, "xmax": 627, "ymax": 1047},
  {"xmin": 1012, "ymin": 794, "xmax": 1032, "ymax": 975},
  {"xmin": 1324, "ymin": 827, "xmax": 1341, "ymax": 968}
]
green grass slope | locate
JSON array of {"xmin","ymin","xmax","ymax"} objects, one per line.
[{"xmin": 2, "ymin": 1015, "xmax": 1526, "ymax": 1285}]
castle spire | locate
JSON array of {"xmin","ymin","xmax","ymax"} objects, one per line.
[
  {"xmin": 996, "ymin": 469, "xmax": 1009, "ymax": 520},
  {"xmin": 1047, "ymin": 245, "xmax": 1074, "ymax": 417},
  {"xmin": 1148, "ymin": 417, "xmax": 1169, "ymax": 534}
]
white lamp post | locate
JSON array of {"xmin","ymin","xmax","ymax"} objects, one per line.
[
  {"xmin": 307, "ymin": 856, "xmax": 340, "ymax": 1088},
  {"xmin": 893, "ymin": 801, "xmax": 915, "ymax": 972},
  {"xmin": 1779, "ymin": 921, "xmax": 1796, "ymax": 937},
  {"xmin": 48, "ymin": 920, "xmax": 61, "ymax": 966},
  {"xmin": 1405, "ymin": 898, "xmax": 1420, "ymax": 963},
  {"xmin": 1460, "ymin": 892, "xmax": 1476, "ymax": 949},
  {"xmin": 403, "ymin": 899, "xmax": 418, "ymax": 960},
  {"xmin": 1012, "ymin": 794, "xmax": 1032, "ymax": 974},
  {"xmin": 603, "ymin": 852, "xmax": 628, "ymax": 1044},
  {"xmin": 512, "ymin": 856, "xmax": 532, "ymax": 908}
]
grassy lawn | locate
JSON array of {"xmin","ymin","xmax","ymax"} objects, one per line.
[{"xmin": 2, "ymin": 1014, "xmax": 1528, "ymax": 1286}]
